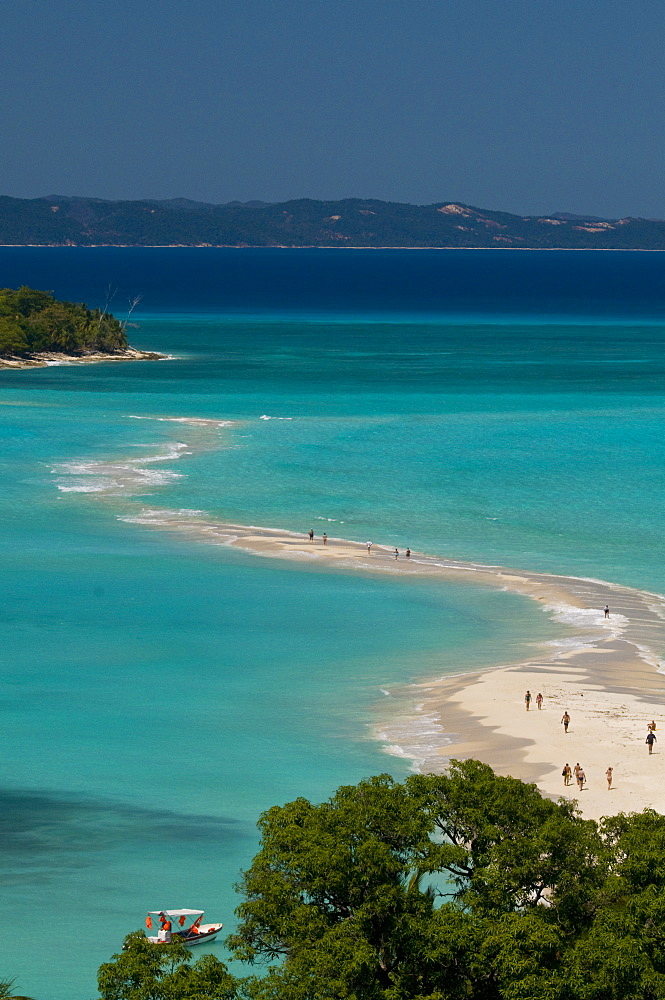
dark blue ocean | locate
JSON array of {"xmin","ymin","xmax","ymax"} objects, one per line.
[{"xmin": 1, "ymin": 248, "xmax": 665, "ymax": 998}]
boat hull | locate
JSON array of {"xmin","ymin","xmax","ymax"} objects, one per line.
[{"xmin": 177, "ymin": 923, "xmax": 223, "ymax": 946}]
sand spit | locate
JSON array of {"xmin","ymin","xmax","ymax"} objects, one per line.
[
  {"xmin": 108, "ymin": 507, "xmax": 665, "ymax": 819},
  {"xmin": 52, "ymin": 416, "xmax": 665, "ymax": 820}
]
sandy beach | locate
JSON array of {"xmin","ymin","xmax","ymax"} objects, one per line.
[
  {"xmin": 110, "ymin": 505, "xmax": 665, "ymax": 820},
  {"xmin": 59, "ymin": 406, "xmax": 665, "ymax": 825}
]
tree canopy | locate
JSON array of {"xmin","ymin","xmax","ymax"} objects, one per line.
[
  {"xmin": 0, "ymin": 285, "xmax": 128, "ymax": 357},
  {"xmin": 98, "ymin": 761, "xmax": 665, "ymax": 1000},
  {"xmin": 97, "ymin": 932, "xmax": 240, "ymax": 1000}
]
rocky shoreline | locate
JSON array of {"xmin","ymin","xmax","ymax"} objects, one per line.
[{"xmin": 0, "ymin": 347, "xmax": 170, "ymax": 370}]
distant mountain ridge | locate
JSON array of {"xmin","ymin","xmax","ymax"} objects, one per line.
[{"xmin": 2, "ymin": 194, "xmax": 665, "ymax": 249}]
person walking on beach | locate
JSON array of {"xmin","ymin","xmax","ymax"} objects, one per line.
[
  {"xmin": 604, "ymin": 605, "xmax": 610, "ymax": 618},
  {"xmin": 606, "ymin": 766, "xmax": 613, "ymax": 789},
  {"xmin": 406, "ymin": 548, "xmax": 411, "ymax": 558},
  {"xmin": 646, "ymin": 731, "xmax": 657, "ymax": 754},
  {"xmin": 562, "ymin": 763, "xmax": 572, "ymax": 786},
  {"xmin": 308, "ymin": 528, "xmax": 314, "ymax": 542},
  {"xmin": 536, "ymin": 692, "xmax": 543, "ymax": 710},
  {"xmin": 525, "ymin": 690, "xmax": 532, "ymax": 711},
  {"xmin": 366, "ymin": 541, "xmax": 373, "ymax": 553},
  {"xmin": 573, "ymin": 762, "xmax": 581, "ymax": 783},
  {"xmin": 561, "ymin": 711, "xmax": 570, "ymax": 733},
  {"xmin": 322, "ymin": 533, "xmax": 328, "ymax": 546},
  {"xmin": 576, "ymin": 766, "xmax": 586, "ymax": 791},
  {"xmin": 648, "ymin": 720, "xmax": 657, "ymax": 733}
]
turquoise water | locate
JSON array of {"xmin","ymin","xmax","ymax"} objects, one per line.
[{"xmin": 1, "ymin": 249, "xmax": 665, "ymax": 997}]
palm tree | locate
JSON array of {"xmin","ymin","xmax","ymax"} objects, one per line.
[{"xmin": 0, "ymin": 978, "xmax": 34, "ymax": 1000}]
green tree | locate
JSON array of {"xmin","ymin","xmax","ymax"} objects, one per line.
[
  {"xmin": 228, "ymin": 774, "xmax": 447, "ymax": 995},
  {"xmin": 98, "ymin": 764, "xmax": 665, "ymax": 999},
  {"xmin": 97, "ymin": 931, "xmax": 240, "ymax": 1000},
  {"xmin": 0, "ymin": 285, "xmax": 128, "ymax": 357},
  {"xmin": 228, "ymin": 762, "xmax": 665, "ymax": 999},
  {"xmin": 408, "ymin": 761, "xmax": 605, "ymax": 927},
  {"xmin": 0, "ymin": 317, "xmax": 28, "ymax": 355}
]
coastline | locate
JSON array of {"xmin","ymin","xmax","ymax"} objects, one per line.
[
  {"xmin": 110, "ymin": 510, "xmax": 665, "ymax": 819},
  {"xmin": 0, "ymin": 244, "xmax": 663, "ymax": 251},
  {"xmin": 401, "ymin": 647, "xmax": 665, "ymax": 821},
  {"xmin": 0, "ymin": 347, "xmax": 172, "ymax": 370},
  {"xmin": 0, "ymin": 346, "xmax": 170, "ymax": 369},
  {"xmin": 51, "ymin": 419, "xmax": 665, "ymax": 821}
]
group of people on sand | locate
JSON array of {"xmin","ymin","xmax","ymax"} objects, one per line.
[
  {"xmin": 371, "ymin": 542, "xmax": 411, "ymax": 559},
  {"xmin": 562, "ymin": 762, "xmax": 613, "ymax": 791},
  {"xmin": 526, "ymin": 679, "xmax": 661, "ymax": 794},
  {"xmin": 647, "ymin": 719, "xmax": 658, "ymax": 753},
  {"xmin": 559, "ymin": 721, "xmax": 659, "ymax": 794},
  {"xmin": 524, "ymin": 690, "xmax": 544, "ymax": 711},
  {"xmin": 306, "ymin": 530, "xmax": 411, "ymax": 559}
]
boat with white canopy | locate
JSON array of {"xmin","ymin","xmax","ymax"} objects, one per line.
[{"xmin": 145, "ymin": 908, "xmax": 223, "ymax": 946}]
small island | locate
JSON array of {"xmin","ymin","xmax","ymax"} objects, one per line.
[{"xmin": 0, "ymin": 285, "xmax": 166, "ymax": 369}]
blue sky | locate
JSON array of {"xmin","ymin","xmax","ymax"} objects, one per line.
[{"xmin": 2, "ymin": 0, "xmax": 664, "ymax": 216}]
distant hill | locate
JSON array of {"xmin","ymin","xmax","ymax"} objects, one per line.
[{"xmin": 2, "ymin": 195, "xmax": 665, "ymax": 249}]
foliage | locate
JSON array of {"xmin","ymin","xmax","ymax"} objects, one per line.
[
  {"xmin": 0, "ymin": 977, "xmax": 34, "ymax": 1000},
  {"xmin": 227, "ymin": 760, "xmax": 665, "ymax": 999},
  {"xmin": 0, "ymin": 285, "xmax": 128, "ymax": 357},
  {"xmin": 97, "ymin": 931, "xmax": 240, "ymax": 1000},
  {"xmin": 97, "ymin": 762, "xmax": 665, "ymax": 999},
  {"xmin": 0, "ymin": 317, "xmax": 28, "ymax": 355}
]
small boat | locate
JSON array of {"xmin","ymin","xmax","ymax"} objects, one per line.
[{"xmin": 145, "ymin": 908, "xmax": 223, "ymax": 946}]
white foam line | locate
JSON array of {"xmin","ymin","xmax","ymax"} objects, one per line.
[{"xmin": 128, "ymin": 414, "xmax": 234, "ymax": 427}]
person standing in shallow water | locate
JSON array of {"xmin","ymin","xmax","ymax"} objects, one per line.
[
  {"xmin": 524, "ymin": 690, "xmax": 532, "ymax": 711},
  {"xmin": 322, "ymin": 533, "xmax": 327, "ymax": 546},
  {"xmin": 561, "ymin": 711, "xmax": 570, "ymax": 733},
  {"xmin": 308, "ymin": 528, "xmax": 314, "ymax": 542},
  {"xmin": 604, "ymin": 605, "xmax": 610, "ymax": 618},
  {"xmin": 536, "ymin": 692, "xmax": 543, "ymax": 710},
  {"xmin": 405, "ymin": 548, "xmax": 411, "ymax": 558},
  {"xmin": 394, "ymin": 548, "xmax": 399, "ymax": 559},
  {"xmin": 646, "ymin": 731, "xmax": 657, "ymax": 754}
]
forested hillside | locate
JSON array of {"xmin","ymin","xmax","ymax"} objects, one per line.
[{"xmin": 2, "ymin": 194, "xmax": 665, "ymax": 248}]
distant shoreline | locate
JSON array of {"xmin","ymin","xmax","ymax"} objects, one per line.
[
  {"xmin": 2, "ymin": 195, "xmax": 665, "ymax": 249},
  {"xmin": 0, "ymin": 244, "xmax": 663, "ymax": 251}
]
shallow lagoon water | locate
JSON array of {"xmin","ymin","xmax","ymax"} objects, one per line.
[{"xmin": 1, "ymin": 249, "xmax": 665, "ymax": 997}]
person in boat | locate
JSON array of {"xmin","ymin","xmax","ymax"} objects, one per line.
[{"xmin": 157, "ymin": 915, "xmax": 172, "ymax": 943}]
